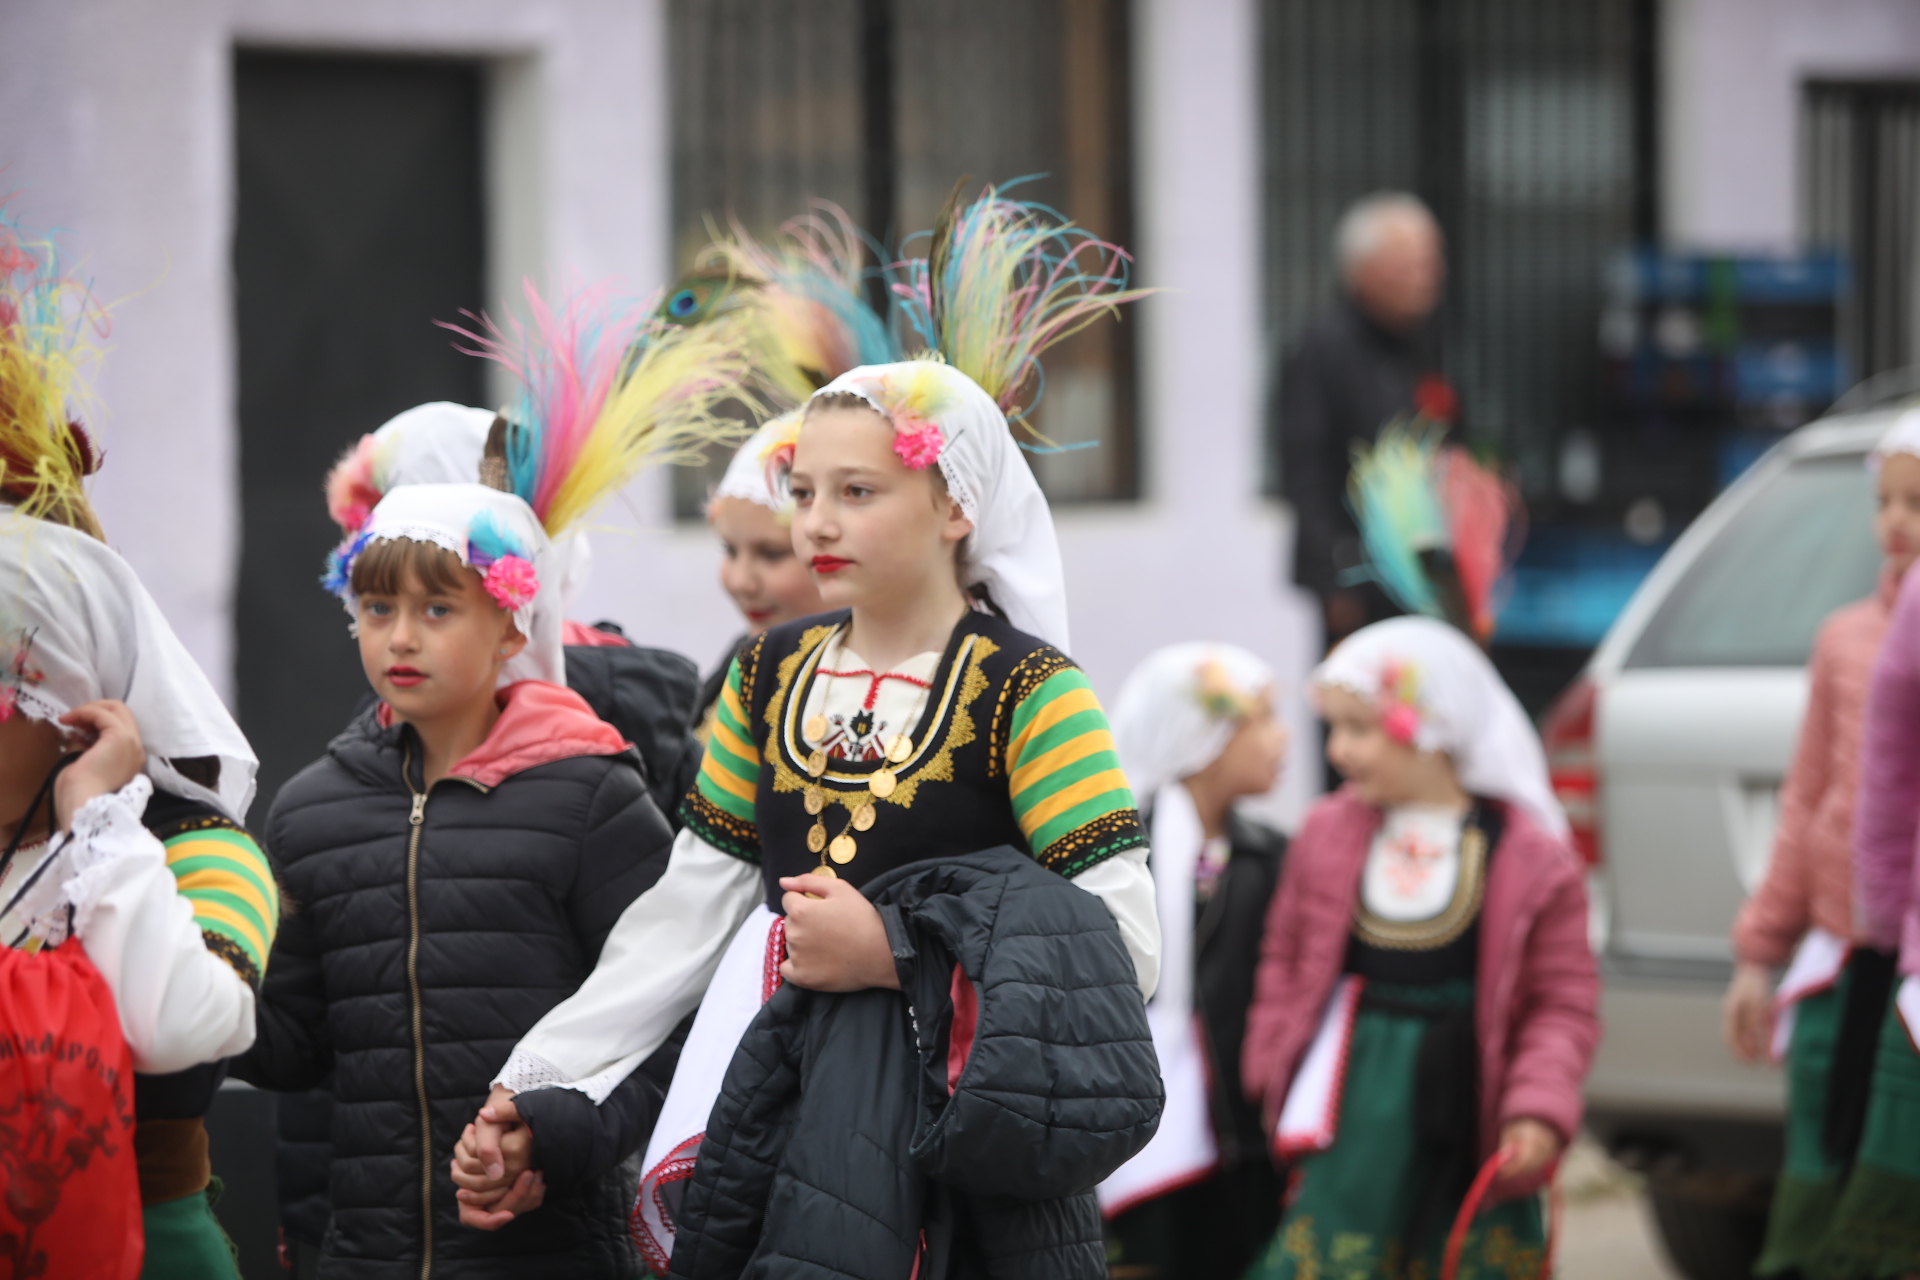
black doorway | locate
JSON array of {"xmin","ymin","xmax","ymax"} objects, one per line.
[{"xmin": 233, "ymin": 51, "xmax": 487, "ymax": 810}]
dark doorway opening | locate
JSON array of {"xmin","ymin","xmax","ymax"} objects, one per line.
[{"xmin": 232, "ymin": 51, "xmax": 487, "ymax": 810}]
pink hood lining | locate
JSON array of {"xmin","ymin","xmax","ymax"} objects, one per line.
[{"xmin": 377, "ymin": 680, "xmax": 632, "ymax": 788}]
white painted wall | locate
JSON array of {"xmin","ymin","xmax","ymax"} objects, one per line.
[
  {"xmin": 1, "ymin": 0, "xmax": 1319, "ymax": 827},
  {"xmin": 1662, "ymin": 0, "xmax": 1920, "ymax": 249}
]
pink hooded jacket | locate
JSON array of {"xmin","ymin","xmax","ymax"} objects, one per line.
[
  {"xmin": 1241, "ymin": 789, "xmax": 1599, "ymax": 1193},
  {"xmin": 1731, "ymin": 572, "xmax": 1894, "ymax": 966}
]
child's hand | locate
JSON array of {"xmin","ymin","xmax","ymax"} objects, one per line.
[
  {"xmin": 52, "ymin": 700, "xmax": 146, "ymax": 830},
  {"xmin": 1496, "ymin": 1118, "xmax": 1562, "ymax": 1185},
  {"xmin": 777, "ymin": 874, "xmax": 900, "ymax": 992},
  {"xmin": 1722, "ymin": 962, "xmax": 1775, "ymax": 1063},
  {"xmin": 452, "ymin": 1086, "xmax": 541, "ymax": 1229}
]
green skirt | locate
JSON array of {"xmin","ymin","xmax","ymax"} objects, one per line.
[
  {"xmin": 1244, "ymin": 981, "xmax": 1543, "ymax": 1280},
  {"xmin": 1811, "ymin": 995, "xmax": 1920, "ymax": 1278},
  {"xmin": 1756, "ymin": 967, "xmax": 1857, "ymax": 1274},
  {"xmin": 139, "ymin": 1180, "xmax": 241, "ymax": 1280}
]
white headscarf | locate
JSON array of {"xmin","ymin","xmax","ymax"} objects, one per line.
[
  {"xmin": 1871, "ymin": 407, "xmax": 1920, "ymax": 472},
  {"xmin": 0, "ymin": 510, "xmax": 259, "ymax": 821},
  {"xmin": 338, "ymin": 484, "xmax": 565, "ymax": 688},
  {"xmin": 368, "ymin": 401, "xmax": 494, "ymax": 487},
  {"xmin": 810, "ymin": 362, "xmax": 1070, "ymax": 652},
  {"xmin": 712, "ymin": 412, "xmax": 800, "ymax": 514},
  {"xmin": 1314, "ymin": 616, "xmax": 1568, "ymax": 839},
  {"xmin": 1110, "ymin": 642, "xmax": 1275, "ymax": 800},
  {"xmin": 343, "ymin": 402, "xmax": 599, "ymax": 613}
]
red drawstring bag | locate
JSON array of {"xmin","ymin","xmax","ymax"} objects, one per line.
[{"xmin": 0, "ymin": 941, "xmax": 142, "ymax": 1280}]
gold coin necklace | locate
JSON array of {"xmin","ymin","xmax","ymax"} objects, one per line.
[
  {"xmin": 799, "ymin": 657, "xmax": 930, "ymax": 876},
  {"xmin": 802, "ymin": 719, "xmax": 913, "ymax": 878}
]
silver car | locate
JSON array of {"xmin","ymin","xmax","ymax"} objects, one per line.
[{"xmin": 1541, "ymin": 403, "xmax": 1895, "ymax": 1280}]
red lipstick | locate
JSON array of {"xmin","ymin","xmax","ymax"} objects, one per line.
[
  {"xmin": 810, "ymin": 555, "xmax": 852, "ymax": 574},
  {"xmin": 386, "ymin": 666, "xmax": 426, "ymax": 687}
]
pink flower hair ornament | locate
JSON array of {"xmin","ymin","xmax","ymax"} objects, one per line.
[
  {"xmin": 481, "ymin": 555, "xmax": 540, "ymax": 612},
  {"xmin": 891, "ymin": 417, "xmax": 945, "ymax": 470},
  {"xmin": 1376, "ymin": 658, "xmax": 1424, "ymax": 746}
]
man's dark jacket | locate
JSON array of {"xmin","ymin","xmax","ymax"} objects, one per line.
[
  {"xmin": 668, "ymin": 847, "xmax": 1164, "ymax": 1280},
  {"xmin": 1274, "ymin": 295, "xmax": 1435, "ymax": 602},
  {"xmin": 235, "ymin": 705, "xmax": 684, "ymax": 1280}
]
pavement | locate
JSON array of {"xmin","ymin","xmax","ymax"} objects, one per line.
[{"xmin": 1556, "ymin": 1137, "xmax": 1686, "ymax": 1280}]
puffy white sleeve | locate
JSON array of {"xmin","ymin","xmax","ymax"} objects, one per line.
[
  {"xmin": 60, "ymin": 777, "xmax": 258, "ymax": 1075},
  {"xmin": 493, "ymin": 825, "xmax": 763, "ymax": 1102},
  {"xmin": 1068, "ymin": 844, "xmax": 1160, "ymax": 1000}
]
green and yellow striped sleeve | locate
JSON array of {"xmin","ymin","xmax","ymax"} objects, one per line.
[
  {"xmin": 163, "ymin": 826, "xmax": 279, "ymax": 989},
  {"xmin": 1005, "ymin": 665, "xmax": 1147, "ymax": 877},
  {"xmin": 680, "ymin": 656, "xmax": 763, "ymax": 860}
]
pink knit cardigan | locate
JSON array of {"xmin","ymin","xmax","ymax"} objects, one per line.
[
  {"xmin": 1732, "ymin": 572, "xmax": 1895, "ymax": 966},
  {"xmin": 1241, "ymin": 790, "xmax": 1599, "ymax": 1196}
]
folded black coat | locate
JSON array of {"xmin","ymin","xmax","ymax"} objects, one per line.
[{"xmin": 668, "ymin": 846, "xmax": 1164, "ymax": 1280}]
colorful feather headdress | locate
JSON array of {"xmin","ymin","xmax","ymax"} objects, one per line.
[
  {"xmin": 1346, "ymin": 419, "xmax": 1524, "ymax": 643},
  {"xmin": 672, "ymin": 202, "xmax": 901, "ymax": 408},
  {"xmin": 889, "ymin": 180, "xmax": 1151, "ymax": 429},
  {"xmin": 321, "ymin": 279, "xmax": 753, "ymax": 609},
  {"xmin": 448, "ymin": 279, "xmax": 757, "ymax": 534},
  {"xmin": 0, "ymin": 215, "xmax": 108, "ymax": 540}
]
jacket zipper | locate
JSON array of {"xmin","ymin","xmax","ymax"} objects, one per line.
[
  {"xmin": 400, "ymin": 748, "xmax": 489, "ymax": 1279},
  {"xmin": 403, "ymin": 754, "xmax": 432, "ymax": 1280}
]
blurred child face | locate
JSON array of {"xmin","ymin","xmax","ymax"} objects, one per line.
[
  {"xmin": 0, "ymin": 712, "xmax": 66, "ymax": 848},
  {"xmin": 710, "ymin": 496, "xmax": 824, "ymax": 634},
  {"xmin": 1875, "ymin": 452, "xmax": 1920, "ymax": 581},
  {"xmin": 1318, "ymin": 684, "xmax": 1460, "ymax": 808},
  {"xmin": 355, "ymin": 564, "xmax": 525, "ymax": 726},
  {"xmin": 1185, "ymin": 689, "xmax": 1288, "ymax": 802},
  {"xmin": 788, "ymin": 406, "xmax": 972, "ymax": 613}
]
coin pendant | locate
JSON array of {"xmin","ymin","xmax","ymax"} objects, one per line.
[
  {"xmin": 887, "ymin": 734, "xmax": 913, "ymax": 764},
  {"xmin": 807, "ymin": 749, "xmax": 828, "ymax": 778},
  {"xmin": 804, "ymin": 714, "xmax": 828, "ymax": 743},
  {"xmin": 803, "ymin": 786, "xmax": 825, "ymax": 816},
  {"xmin": 869, "ymin": 767, "xmax": 897, "ymax": 799},
  {"xmin": 807, "ymin": 821, "xmax": 826, "ymax": 853},
  {"xmin": 829, "ymin": 834, "xmax": 857, "ymax": 864},
  {"xmin": 852, "ymin": 802, "xmax": 876, "ymax": 832},
  {"xmin": 809, "ymin": 863, "xmax": 837, "ymax": 879}
]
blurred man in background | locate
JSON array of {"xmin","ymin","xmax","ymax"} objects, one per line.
[{"xmin": 1274, "ymin": 191, "xmax": 1456, "ymax": 647}]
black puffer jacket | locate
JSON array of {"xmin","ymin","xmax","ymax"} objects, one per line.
[
  {"xmin": 235, "ymin": 701, "xmax": 682, "ymax": 1280},
  {"xmin": 564, "ymin": 629, "xmax": 704, "ymax": 826},
  {"xmin": 669, "ymin": 847, "xmax": 1163, "ymax": 1280},
  {"xmin": 270, "ymin": 630, "xmax": 704, "ymax": 1253}
]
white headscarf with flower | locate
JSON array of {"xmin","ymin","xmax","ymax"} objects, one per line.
[
  {"xmin": 326, "ymin": 483, "xmax": 563, "ymax": 688},
  {"xmin": 1110, "ymin": 642, "xmax": 1275, "ymax": 801},
  {"xmin": 1314, "ymin": 616, "xmax": 1567, "ymax": 838},
  {"xmin": 711, "ymin": 411, "xmax": 802, "ymax": 517},
  {"xmin": 808, "ymin": 361, "xmax": 1071, "ymax": 652},
  {"xmin": 324, "ymin": 402, "xmax": 600, "ymax": 614}
]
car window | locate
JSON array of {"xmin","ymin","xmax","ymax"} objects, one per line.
[{"xmin": 1624, "ymin": 454, "xmax": 1881, "ymax": 669}]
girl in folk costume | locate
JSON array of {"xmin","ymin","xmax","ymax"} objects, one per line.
[
  {"xmin": 1241, "ymin": 618, "xmax": 1598, "ymax": 1280},
  {"xmin": 1721, "ymin": 412, "xmax": 1920, "ymax": 1277},
  {"xmin": 231, "ymin": 283, "xmax": 750, "ymax": 1278},
  {"xmin": 684, "ymin": 204, "xmax": 897, "ymax": 730},
  {"xmin": 0, "ymin": 221, "xmax": 275, "ymax": 1279},
  {"xmin": 1101, "ymin": 644, "xmax": 1290, "ymax": 1280},
  {"xmin": 1821, "ymin": 409, "xmax": 1920, "ymax": 1278},
  {"xmin": 455, "ymin": 187, "xmax": 1163, "ymax": 1277},
  {"xmin": 325, "ymin": 397, "xmax": 705, "ymax": 823}
]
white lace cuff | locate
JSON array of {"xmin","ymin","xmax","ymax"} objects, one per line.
[
  {"xmin": 492, "ymin": 1045, "xmax": 642, "ymax": 1105},
  {"xmin": 62, "ymin": 775, "xmax": 159, "ymax": 937}
]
